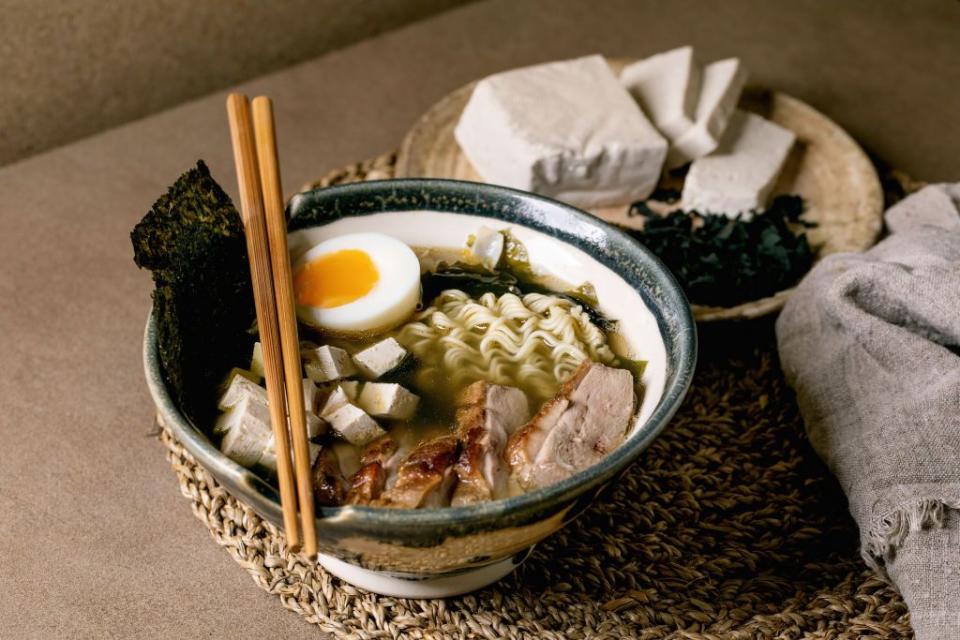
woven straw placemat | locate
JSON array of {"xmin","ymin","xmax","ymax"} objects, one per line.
[{"xmin": 159, "ymin": 153, "xmax": 912, "ymax": 639}]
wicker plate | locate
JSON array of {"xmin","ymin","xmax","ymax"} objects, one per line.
[{"xmin": 395, "ymin": 58, "xmax": 884, "ymax": 322}]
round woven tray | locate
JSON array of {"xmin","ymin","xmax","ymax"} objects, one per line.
[{"xmin": 160, "ymin": 154, "xmax": 912, "ymax": 639}]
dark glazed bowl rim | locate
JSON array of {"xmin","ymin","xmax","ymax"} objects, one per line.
[{"xmin": 144, "ymin": 178, "xmax": 696, "ymax": 534}]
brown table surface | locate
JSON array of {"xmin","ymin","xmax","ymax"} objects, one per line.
[{"xmin": 2, "ymin": 1, "xmax": 957, "ymax": 637}]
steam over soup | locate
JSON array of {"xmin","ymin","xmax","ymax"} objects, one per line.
[{"xmin": 215, "ymin": 228, "xmax": 645, "ymax": 509}]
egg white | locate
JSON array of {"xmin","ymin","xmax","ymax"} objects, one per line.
[{"xmin": 292, "ymin": 232, "xmax": 421, "ymax": 336}]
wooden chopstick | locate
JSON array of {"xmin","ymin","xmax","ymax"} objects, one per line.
[
  {"xmin": 251, "ymin": 96, "xmax": 318, "ymax": 557},
  {"xmin": 226, "ymin": 93, "xmax": 302, "ymax": 552}
]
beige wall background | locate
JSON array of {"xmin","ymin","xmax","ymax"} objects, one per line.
[{"xmin": 0, "ymin": 0, "xmax": 473, "ymax": 166}]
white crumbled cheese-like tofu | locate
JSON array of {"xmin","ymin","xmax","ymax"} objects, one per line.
[
  {"xmin": 219, "ymin": 399, "xmax": 272, "ymax": 467},
  {"xmin": 681, "ymin": 110, "xmax": 796, "ymax": 218},
  {"xmin": 249, "ymin": 342, "xmax": 265, "ymax": 379},
  {"xmin": 326, "ymin": 403, "xmax": 386, "ymax": 446},
  {"xmin": 318, "ymin": 383, "xmax": 361, "ymax": 418},
  {"xmin": 620, "ymin": 46, "xmax": 701, "ymax": 141},
  {"xmin": 352, "ymin": 338, "xmax": 408, "ymax": 379},
  {"xmin": 304, "ymin": 345, "xmax": 357, "ymax": 382},
  {"xmin": 667, "ymin": 58, "xmax": 747, "ymax": 168},
  {"xmin": 454, "ymin": 54, "xmax": 667, "ymax": 208},
  {"xmin": 214, "ymin": 394, "xmax": 270, "ymax": 435},
  {"xmin": 217, "ymin": 372, "xmax": 268, "ymax": 413},
  {"xmin": 357, "ymin": 383, "xmax": 420, "ymax": 420}
]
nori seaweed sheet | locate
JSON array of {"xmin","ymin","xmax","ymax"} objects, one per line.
[{"xmin": 131, "ymin": 161, "xmax": 254, "ymax": 427}]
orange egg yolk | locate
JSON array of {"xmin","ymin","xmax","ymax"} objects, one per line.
[{"xmin": 293, "ymin": 249, "xmax": 379, "ymax": 309}]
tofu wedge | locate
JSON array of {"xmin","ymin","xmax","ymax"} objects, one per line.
[
  {"xmin": 218, "ymin": 396, "xmax": 272, "ymax": 467},
  {"xmin": 681, "ymin": 110, "xmax": 796, "ymax": 217},
  {"xmin": 621, "ymin": 46, "xmax": 701, "ymax": 140},
  {"xmin": 454, "ymin": 55, "xmax": 667, "ymax": 208},
  {"xmin": 326, "ymin": 403, "xmax": 385, "ymax": 446},
  {"xmin": 667, "ymin": 58, "xmax": 748, "ymax": 168},
  {"xmin": 304, "ymin": 345, "xmax": 357, "ymax": 383},
  {"xmin": 352, "ymin": 338, "xmax": 408, "ymax": 379},
  {"xmin": 357, "ymin": 383, "xmax": 419, "ymax": 421}
]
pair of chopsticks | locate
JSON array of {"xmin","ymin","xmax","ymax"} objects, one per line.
[{"xmin": 226, "ymin": 94, "xmax": 317, "ymax": 556}]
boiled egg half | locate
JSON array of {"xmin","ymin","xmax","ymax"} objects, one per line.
[{"xmin": 292, "ymin": 232, "xmax": 421, "ymax": 335}]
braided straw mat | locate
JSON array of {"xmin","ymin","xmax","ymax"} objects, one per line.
[{"xmin": 158, "ymin": 153, "xmax": 913, "ymax": 639}]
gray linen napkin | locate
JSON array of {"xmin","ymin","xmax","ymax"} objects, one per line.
[{"xmin": 776, "ymin": 184, "xmax": 960, "ymax": 639}]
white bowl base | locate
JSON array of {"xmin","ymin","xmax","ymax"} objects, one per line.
[{"xmin": 317, "ymin": 548, "xmax": 533, "ymax": 598}]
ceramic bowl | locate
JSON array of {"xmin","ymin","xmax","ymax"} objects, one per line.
[{"xmin": 143, "ymin": 178, "xmax": 697, "ymax": 597}]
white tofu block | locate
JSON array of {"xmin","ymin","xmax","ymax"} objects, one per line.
[
  {"xmin": 249, "ymin": 342, "xmax": 265, "ymax": 380},
  {"xmin": 260, "ymin": 437, "xmax": 322, "ymax": 474},
  {"xmin": 352, "ymin": 338, "xmax": 408, "ymax": 379},
  {"xmin": 681, "ymin": 111, "xmax": 796, "ymax": 218},
  {"xmin": 621, "ymin": 46, "xmax": 701, "ymax": 140},
  {"xmin": 318, "ymin": 383, "xmax": 361, "ymax": 418},
  {"xmin": 357, "ymin": 383, "xmax": 420, "ymax": 420},
  {"xmin": 213, "ymin": 393, "xmax": 271, "ymax": 435},
  {"xmin": 295, "ymin": 378, "xmax": 327, "ymax": 436},
  {"xmin": 306, "ymin": 413, "xmax": 327, "ymax": 438},
  {"xmin": 304, "ymin": 345, "xmax": 357, "ymax": 382},
  {"xmin": 469, "ymin": 226, "xmax": 505, "ymax": 270},
  {"xmin": 326, "ymin": 403, "xmax": 385, "ymax": 446},
  {"xmin": 454, "ymin": 55, "xmax": 667, "ymax": 208},
  {"xmin": 339, "ymin": 380, "xmax": 361, "ymax": 401},
  {"xmin": 667, "ymin": 58, "xmax": 748, "ymax": 168},
  {"xmin": 219, "ymin": 400, "xmax": 272, "ymax": 467},
  {"xmin": 301, "ymin": 377, "xmax": 319, "ymax": 414},
  {"xmin": 217, "ymin": 372, "xmax": 267, "ymax": 413}
]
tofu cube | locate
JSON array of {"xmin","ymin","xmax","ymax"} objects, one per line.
[
  {"xmin": 667, "ymin": 58, "xmax": 748, "ymax": 168},
  {"xmin": 469, "ymin": 226, "xmax": 505, "ymax": 270},
  {"xmin": 217, "ymin": 372, "xmax": 268, "ymax": 413},
  {"xmin": 301, "ymin": 377, "xmax": 319, "ymax": 414},
  {"xmin": 260, "ymin": 437, "xmax": 322, "ymax": 474},
  {"xmin": 454, "ymin": 55, "xmax": 667, "ymax": 208},
  {"xmin": 338, "ymin": 380, "xmax": 361, "ymax": 400},
  {"xmin": 219, "ymin": 399, "xmax": 272, "ymax": 467},
  {"xmin": 681, "ymin": 111, "xmax": 796, "ymax": 218},
  {"xmin": 306, "ymin": 413, "xmax": 327, "ymax": 438},
  {"xmin": 352, "ymin": 338, "xmax": 408, "ymax": 379},
  {"xmin": 326, "ymin": 403, "xmax": 385, "ymax": 446},
  {"xmin": 357, "ymin": 383, "xmax": 420, "ymax": 421},
  {"xmin": 318, "ymin": 382, "xmax": 362, "ymax": 418},
  {"xmin": 304, "ymin": 345, "xmax": 357, "ymax": 383},
  {"xmin": 621, "ymin": 46, "xmax": 701, "ymax": 141},
  {"xmin": 249, "ymin": 342, "xmax": 265, "ymax": 380}
]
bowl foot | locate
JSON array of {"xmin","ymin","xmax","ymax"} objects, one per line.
[{"xmin": 317, "ymin": 547, "xmax": 533, "ymax": 598}]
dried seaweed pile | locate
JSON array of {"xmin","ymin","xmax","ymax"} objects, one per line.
[{"xmin": 626, "ymin": 195, "xmax": 814, "ymax": 306}]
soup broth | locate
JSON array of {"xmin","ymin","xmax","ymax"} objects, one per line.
[{"xmin": 215, "ymin": 231, "xmax": 645, "ymax": 509}]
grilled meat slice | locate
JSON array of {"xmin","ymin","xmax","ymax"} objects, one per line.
[
  {"xmin": 346, "ymin": 435, "xmax": 402, "ymax": 505},
  {"xmin": 312, "ymin": 445, "xmax": 346, "ymax": 507},
  {"xmin": 376, "ymin": 435, "xmax": 460, "ymax": 509},
  {"xmin": 451, "ymin": 381, "xmax": 530, "ymax": 506},
  {"xmin": 507, "ymin": 362, "xmax": 636, "ymax": 491}
]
